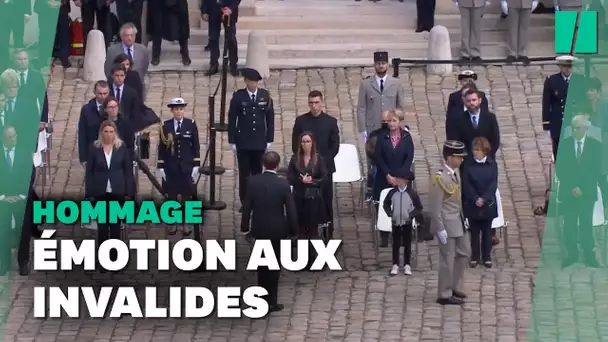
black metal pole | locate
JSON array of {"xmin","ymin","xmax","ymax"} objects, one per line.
[
  {"xmin": 208, "ymin": 95, "xmax": 217, "ymax": 205},
  {"xmin": 217, "ymin": 17, "xmax": 231, "ymax": 132}
]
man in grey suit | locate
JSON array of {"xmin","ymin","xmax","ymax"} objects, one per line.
[
  {"xmin": 105, "ymin": 23, "xmax": 150, "ymax": 83},
  {"xmin": 456, "ymin": 0, "xmax": 485, "ymax": 61},
  {"xmin": 506, "ymin": 0, "xmax": 537, "ymax": 64},
  {"xmin": 429, "ymin": 140, "xmax": 470, "ymax": 305},
  {"xmin": 357, "ymin": 51, "xmax": 406, "ymax": 247},
  {"xmin": 357, "ymin": 51, "xmax": 405, "ymax": 143}
]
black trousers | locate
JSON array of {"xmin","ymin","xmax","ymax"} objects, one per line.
[
  {"xmin": 563, "ymin": 200, "xmax": 595, "ymax": 263},
  {"xmin": 152, "ymin": 36, "xmax": 188, "ymax": 59},
  {"xmin": 208, "ymin": 17, "xmax": 238, "ymax": 67},
  {"xmin": 469, "ymin": 218, "xmax": 493, "ymax": 262},
  {"xmin": 551, "ymin": 134, "xmax": 560, "ymax": 160},
  {"xmin": 257, "ymin": 239, "xmax": 281, "ymax": 306},
  {"xmin": 96, "ymin": 193, "xmax": 124, "ymax": 261},
  {"xmin": 82, "ymin": 3, "xmax": 110, "ymax": 49},
  {"xmin": 392, "ymin": 223, "xmax": 413, "ymax": 265},
  {"xmin": 116, "ymin": 0, "xmax": 143, "ymax": 43},
  {"xmin": 39, "ymin": 11, "xmax": 71, "ymax": 65},
  {"xmin": 17, "ymin": 188, "xmax": 41, "ymax": 268},
  {"xmin": 322, "ymin": 173, "xmax": 334, "ymax": 238},
  {"xmin": 236, "ymin": 150, "xmax": 264, "ymax": 204},
  {"xmin": 416, "ymin": 0, "xmax": 436, "ymax": 30}
]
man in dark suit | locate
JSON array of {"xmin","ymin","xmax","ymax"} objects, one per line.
[
  {"xmin": 240, "ymin": 151, "xmax": 297, "ymax": 313},
  {"xmin": 13, "ymin": 50, "xmax": 46, "ymax": 126},
  {"xmin": 109, "ymin": 64, "xmax": 140, "ymax": 123},
  {"xmin": 228, "ymin": 68, "xmax": 275, "ymax": 213},
  {"xmin": 157, "ymin": 98, "xmax": 200, "ymax": 236},
  {"xmin": 1, "ymin": 69, "xmax": 40, "ymax": 136},
  {"xmin": 0, "ymin": 126, "xmax": 42, "ymax": 276},
  {"xmin": 446, "ymin": 70, "xmax": 489, "ymax": 116},
  {"xmin": 557, "ymin": 115, "xmax": 607, "ymax": 268},
  {"xmin": 291, "ymin": 90, "xmax": 340, "ymax": 238},
  {"xmin": 78, "ymin": 80, "xmax": 110, "ymax": 167},
  {"xmin": 202, "ymin": 0, "xmax": 240, "ymax": 76},
  {"xmin": 81, "ymin": 0, "xmax": 111, "ymax": 48},
  {"xmin": 446, "ymin": 89, "xmax": 501, "ymax": 159}
]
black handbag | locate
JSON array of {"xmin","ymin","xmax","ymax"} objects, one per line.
[{"xmin": 132, "ymin": 105, "xmax": 161, "ymax": 132}]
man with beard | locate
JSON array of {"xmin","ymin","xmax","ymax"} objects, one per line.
[
  {"xmin": 357, "ymin": 51, "xmax": 405, "ymax": 144},
  {"xmin": 291, "ymin": 90, "xmax": 340, "ymax": 239}
]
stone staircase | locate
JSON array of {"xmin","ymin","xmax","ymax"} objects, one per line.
[{"xmin": 148, "ymin": 0, "xmax": 556, "ymax": 72}]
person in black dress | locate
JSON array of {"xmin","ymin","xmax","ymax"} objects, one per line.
[{"xmin": 287, "ymin": 132, "xmax": 328, "ymax": 264}]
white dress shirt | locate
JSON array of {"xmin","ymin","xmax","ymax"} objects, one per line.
[
  {"xmin": 105, "ymin": 149, "xmax": 113, "ymax": 193},
  {"xmin": 376, "ymin": 74, "xmax": 387, "ymax": 90}
]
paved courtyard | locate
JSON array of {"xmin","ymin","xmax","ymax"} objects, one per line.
[{"xmin": 0, "ymin": 64, "xmax": 599, "ymax": 341}]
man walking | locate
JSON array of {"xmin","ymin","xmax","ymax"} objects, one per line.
[
  {"xmin": 228, "ymin": 68, "xmax": 275, "ymax": 213},
  {"xmin": 429, "ymin": 140, "xmax": 470, "ymax": 305},
  {"xmin": 456, "ymin": 0, "xmax": 485, "ymax": 61},
  {"xmin": 240, "ymin": 151, "xmax": 298, "ymax": 313}
]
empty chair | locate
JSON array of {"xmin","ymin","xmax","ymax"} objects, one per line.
[{"xmin": 333, "ymin": 144, "xmax": 363, "ymax": 183}]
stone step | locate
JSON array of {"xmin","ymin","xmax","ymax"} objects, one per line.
[
  {"xmin": 185, "ymin": 26, "xmax": 554, "ymax": 45},
  {"xmin": 148, "ymin": 41, "xmax": 555, "ymax": 72},
  {"xmin": 235, "ymin": 13, "xmax": 554, "ymax": 30}
]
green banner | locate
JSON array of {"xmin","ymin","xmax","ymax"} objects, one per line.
[
  {"xmin": 0, "ymin": 0, "xmax": 61, "ymax": 334},
  {"xmin": 528, "ymin": 8, "xmax": 608, "ymax": 342}
]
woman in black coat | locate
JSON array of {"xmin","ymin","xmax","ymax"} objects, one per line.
[
  {"xmin": 373, "ymin": 110, "xmax": 415, "ymax": 202},
  {"xmin": 287, "ymin": 132, "xmax": 328, "ymax": 239},
  {"xmin": 462, "ymin": 137, "xmax": 498, "ymax": 269},
  {"xmin": 85, "ymin": 120, "xmax": 135, "ymax": 266},
  {"xmin": 110, "ymin": 53, "xmax": 144, "ymax": 101}
]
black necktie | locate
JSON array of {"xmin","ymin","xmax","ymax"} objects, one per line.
[
  {"xmin": 251, "ymin": 94, "xmax": 255, "ymax": 102},
  {"xmin": 176, "ymin": 121, "xmax": 182, "ymax": 134},
  {"xmin": 380, "ymin": 79, "xmax": 384, "ymax": 92},
  {"xmin": 6, "ymin": 149, "xmax": 12, "ymax": 171},
  {"xmin": 577, "ymin": 141, "xmax": 582, "ymax": 158},
  {"xmin": 20, "ymin": 72, "xmax": 25, "ymax": 87},
  {"xmin": 472, "ymin": 115, "xmax": 478, "ymax": 128},
  {"xmin": 115, "ymin": 87, "xmax": 121, "ymax": 104},
  {"xmin": 127, "ymin": 48, "xmax": 132, "ymax": 59}
]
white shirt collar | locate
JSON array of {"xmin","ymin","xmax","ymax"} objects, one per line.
[
  {"xmin": 115, "ymin": 84, "xmax": 123, "ymax": 92},
  {"xmin": 123, "ymin": 43, "xmax": 133, "ymax": 53},
  {"xmin": 469, "ymin": 110, "xmax": 480, "ymax": 117},
  {"xmin": 264, "ymin": 169, "xmax": 277, "ymax": 174},
  {"xmin": 475, "ymin": 157, "xmax": 487, "ymax": 163},
  {"xmin": 247, "ymin": 88, "xmax": 258, "ymax": 98},
  {"xmin": 444, "ymin": 163, "xmax": 455, "ymax": 175}
]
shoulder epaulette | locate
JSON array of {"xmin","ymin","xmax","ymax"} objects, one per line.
[
  {"xmin": 192, "ymin": 119, "xmax": 195, "ymax": 124},
  {"xmin": 364, "ymin": 75, "xmax": 371, "ymax": 79}
]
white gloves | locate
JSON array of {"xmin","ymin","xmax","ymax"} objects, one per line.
[
  {"xmin": 360, "ymin": 131, "xmax": 368, "ymax": 143},
  {"xmin": 156, "ymin": 168, "xmax": 166, "ymax": 181},
  {"xmin": 454, "ymin": 0, "xmax": 459, "ymax": 7},
  {"xmin": 547, "ymin": 131, "xmax": 551, "ymax": 139},
  {"xmin": 500, "ymin": 0, "xmax": 508, "ymax": 14},
  {"xmin": 266, "ymin": 143, "xmax": 272, "ymax": 150},
  {"xmin": 555, "ymin": 5, "xmax": 559, "ymax": 10},
  {"xmin": 437, "ymin": 230, "xmax": 448, "ymax": 245},
  {"xmin": 191, "ymin": 166, "xmax": 199, "ymax": 182},
  {"xmin": 532, "ymin": 0, "xmax": 538, "ymax": 10},
  {"xmin": 230, "ymin": 144, "xmax": 237, "ymax": 153}
]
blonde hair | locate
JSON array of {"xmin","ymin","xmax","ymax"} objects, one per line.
[
  {"xmin": 94, "ymin": 120, "xmax": 123, "ymax": 149},
  {"xmin": 387, "ymin": 109, "xmax": 405, "ymax": 122},
  {"xmin": 0, "ymin": 69, "xmax": 19, "ymax": 89}
]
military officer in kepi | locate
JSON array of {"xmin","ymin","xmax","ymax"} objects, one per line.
[
  {"xmin": 157, "ymin": 98, "xmax": 201, "ymax": 236},
  {"xmin": 429, "ymin": 140, "xmax": 470, "ymax": 306},
  {"xmin": 542, "ymin": 55, "xmax": 579, "ymax": 160},
  {"xmin": 228, "ymin": 68, "xmax": 275, "ymax": 213}
]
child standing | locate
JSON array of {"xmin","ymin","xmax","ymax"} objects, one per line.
[{"xmin": 382, "ymin": 168, "xmax": 423, "ymax": 276}]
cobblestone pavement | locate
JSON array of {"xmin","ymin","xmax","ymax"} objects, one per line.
[{"xmin": 0, "ymin": 65, "xmax": 585, "ymax": 342}]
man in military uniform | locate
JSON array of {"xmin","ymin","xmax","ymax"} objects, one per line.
[
  {"xmin": 457, "ymin": 0, "xmax": 485, "ymax": 61},
  {"xmin": 202, "ymin": 0, "xmax": 240, "ymax": 76},
  {"xmin": 505, "ymin": 0, "xmax": 537, "ymax": 64},
  {"xmin": 543, "ymin": 55, "xmax": 578, "ymax": 160},
  {"xmin": 157, "ymin": 98, "xmax": 200, "ymax": 236},
  {"xmin": 228, "ymin": 68, "xmax": 275, "ymax": 213},
  {"xmin": 429, "ymin": 140, "xmax": 470, "ymax": 305},
  {"xmin": 357, "ymin": 51, "xmax": 405, "ymax": 144}
]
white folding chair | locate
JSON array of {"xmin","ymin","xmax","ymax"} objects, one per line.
[
  {"xmin": 373, "ymin": 187, "xmax": 419, "ymax": 268},
  {"xmin": 491, "ymin": 188, "xmax": 509, "ymax": 254},
  {"xmin": 332, "ymin": 143, "xmax": 365, "ymax": 210}
]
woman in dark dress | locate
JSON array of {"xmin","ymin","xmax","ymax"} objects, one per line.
[
  {"xmin": 110, "ymin": 53, "xmax": 144, "ymax": 101},
  {"xmin": 462, "ymin": 137, "xmax": 498, "ymax": 268},
  {"xmin": 287, "ymin": 132, "xmax": 328, "ymax": 258}
]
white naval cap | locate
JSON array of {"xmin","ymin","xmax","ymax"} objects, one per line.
[
  {"xmin": 458, "ymin": 69, "xmax": 477, "ymax": 81},
  {"xmin": 167, "ymin": 97, "xmax": 188, "ymax": 108},
  {"xmin": 556, "ymin": 55, "xmax": 578, "ymax": 64}
]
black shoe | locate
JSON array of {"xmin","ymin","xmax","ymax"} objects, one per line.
[
  {"xmin": 182, "ymin": 55, "xmax": 191, "ymax": 66},
  {"xmin": 238, "ymin": 206, "xmax": 243, "ymax": 213},
  {"xmin": 204, "ymin": 45, "xmax": 210, "ymax": 51},
  {"xmin": 230, "ymin": 66, "xmax": 239, "ymax": 77},
  {"xmin": 501, "ymin": 12, "xmax": 508, "ymax": 18},
  {"xmin": 436, "ymin": 296, "xmax": 464, "ymax": 305},
  {"xmin": 269, "ymin": 303, "xmax": 284, "ymax": 312},
  {"xmin": 18, "ymin": 263, "xmax": 29, "ymax": 276},
  {"xmin": 460, "ymin": 57, "xmax": 471, "ymax": 62},
  {"xmin": 415, "ymin": 28, "xmax": 424, "ymax": 33},
  {"xmin": 205, "ymin": 65, "xmax": 219, "ymax": 76},
  {"xmin": 506, "ymin": 55, "xmax": 516, "ymax": 63},
  {"xmin": 452, "ymin": 290, "xmax": 467, "ymax": 299},
  {"xmin": 151, "ymin": 57, "xmax": 160, "ymax": 66},
  {"xmin": 61, "ymin": 60, "xmax": 72, "ymax": 69},
  {"xmin": 471, "ymin": 56, "xmax": 482, "ymax": 61},
  {"xmin": 483, "ymin": 260, "xmax": 492, "ymax": 268},
  {"xmin": 520, "ymin": 56, "xmax": 530, "ymax": 65},
  {"xmin": 469, "ymin": 260, "xmax": 478, "ymax": 268}
]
